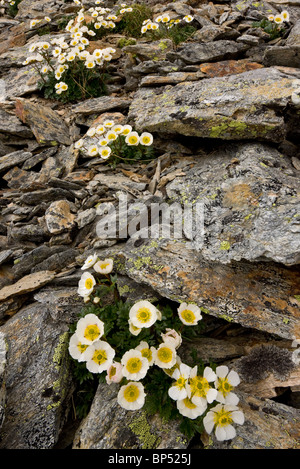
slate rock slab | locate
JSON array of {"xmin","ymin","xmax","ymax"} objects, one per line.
[
  {"xmin": 128, "ymin": 67, "xmax": 300, "ymax": 142},
  {"xmin": 166, "ymin": 142, "xmax": 300, "ymax": 266},
  {"xmin": 15, "ymin": 98, "xmax": 71, "ymax": 146}
]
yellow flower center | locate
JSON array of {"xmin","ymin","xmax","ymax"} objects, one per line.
[
  {"xmin": 180, "ymin": 309, "xmax": 196, "ymax": 323},
  {"xmin": 136, "ymin": 307, "xmax": 152, "ymax": 324},
  {"xmin": 189, "ymin": 376, "xmax": 210, "ymax": 398},
  {"xmin": 92, "ymin": 348, "xmax": 107, "ymax": 365},
  {"xmin": 85, "ymin": 278, "xmax": 93, "ymax": 290},
  {"xmin": 77, "ymin": 342, "xmax": 89, "ymax": 353},
  {"xmin": 157, "ymin": 346, "xmax": 173, "ymax": 364},
  {"xmin": 124, "ymin": 384, "xmax": 140, "ymax": 402},
  {"xmin": 128, "ymin": 135, "xmax": 138, "ymax": 145},
  {"xmin": 213, "ymin": 408, "xmax": 233, "ymax": 427},
  {"xmin": 141, "ymin": 136, "xmax": 151, "ymax": 144},
  {"xmin": 84, "ymin": 324, "xmax": 100, "ymax": 342},
  {"xmin": 217, "ymin": 377, "xmax": 233, "ymax": 397},
  {"xmin": 100, "ymin": 262, "xmax": 110, "ymax": 269},
  {"xmin": 126, "ymin": 357, "xmax": 142, "ymax": 374},
  {"xmin": 183, "ymin": 397, "xmax": 197, "ymax": 409},
  {"xmin": 176, "ymin": 376, "xmax": 187, "ymax": 389}
]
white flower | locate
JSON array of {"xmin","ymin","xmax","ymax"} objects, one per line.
[
  {"xmin": 95, "ymin": 124, "xmax": 105, "ymax": 135},
  {"xmin": 155, "ymin": 342, "xmax": 177, "ymax": 369},
  {"xmin": 135, "ymin": 341, "xmax": 156, "ymax": 366},
  {"xmin": 274, "ymin": 14, "xmax": 283, "ymax": 24},
  {"xmin": 94, "ymin": 258, "xmax": 113, "ymax": 274},
  {"xmin": 125, "ymin": 131, "xmax": 140, "ymax": 146},
  {"xmin": 99, "ymin": 137, "xmax": 109, "ymax": 147},
  {"xmin": 161, "ymin": 14, "xmax": 170, "ymax": 23},
  {"xmin": 81, "ymin": 253, "xmax": 98, "ymax": 270},
  {"xmin": 75, "ymin": 138, "xmax": 84, "ymax": 149},
  {"xmin": 203, "ymin": 404, "xmax": 244, "ymax": 441},
  {"xmin": 85, "ymin": 60, "xmax": 95, "ymax": 69},
  {"xmin": 112, "ymin": 124, "xmax": 124, "ymax": 134},
  {"xmin": 87, "ymin": 127, "xmax": 96, "ymax": 137},
  {"xmin": 177, "ymin": 302, "xmax": 202, "ymax": 326},
  {"xmin": 187, "ymin": 366, "xmax": 218, "ymax": 407},
  {"xmin": 184, "ymin": 15, "xmax": 194, "ymax": 23},
  {"xmin": 128, "ymin": 319, "xmax": 142, "ymax": 336},
  {"xmin": 121, "ymin": 349, "xmax": 149, "ymax": 381},
  {"xmin": 168, "ymin": 363, "xmax": 191, "ymax": 401},
  {"xmin": 214, "ymin": 365, "xmax": 240, "ymax": 405},
  {"xmin": 75, "ymin": 313, "xmax": 104, "ymax": 345},
  {"xmin": 88, "ymin": 145, "xmax": 99, "ymax": 157},
  {"xmin": 68, "ymin": 333, "xmax": 91, "ymax": 362},
  {"xmin": 85, "ymin": 340, "xmax": 115, "ymax": 373},
  {"xmin": 117, "ymin": 381, "xmax": 146, "ymax": 411},
  {"xmin": 268, "ymin": 14, "xmax": 274, "ymax": 21},
  {"xmin": 281, "ymin": 10, "xmax": 290, "ymax": 22},
  {"xmin": 106, "ymin": 362, "xmax": 123, "ymax": 384},
  {"xmin": 122, "ymin": 124, "xmax": 132, "ymax": 135},
  {"xmin": 161, "ymin": 328, "xmax": 182, "ymax": 349},
  {"xmin": 106, "ymin": 130, "xmax": 117, "ymax": 142},
  {"xmin": 177, "ymin": 397, "xmax": 206, "ymax": 419},
  {"xmin": 139, "ymin": 132, "xmax": 153, "ymax": 146},
  {"xmin": 103, "ymin": 119, "xmax": 114, "ymax": 128},
  {"xmin": 129, "ymin": 300, "xmax": 158, "ymax": 329},
  {"xmin": 99, "ymin": 146, "xmax": 112, "ymax": 159},
  {"xmin": 77, "ymin": 271, "xmax": 96, "ymax": 297}
]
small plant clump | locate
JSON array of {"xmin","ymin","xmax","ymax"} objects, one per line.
[
  {"xmin": 0, "ymin": 0, "xmax": 22, "ymax": 17},
  {"xmin": 68, "ymin": 255, "xmax": 245, "ymax": 442},
  {"xmin": 253, "ymin": 10, "xmax": 290, "ymax": 40},
  {"xmin": 141, "ymin": 12, "xmax": 197, "ymax": 45},
  {"xmin": 74, "ymin": 119, "xmax": 156, "ymax": 165}
]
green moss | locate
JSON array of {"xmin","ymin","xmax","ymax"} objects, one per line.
[
  {"xmin": 52, "ymin": 332, "xmax": 69, "ymax": 370},
  {"xmin": 210, "ymin": 120, "xmax": 248, "ymax": 138},
  {"xmin": 128, "ymin": 412, "xmax": 161, "ymax": 449}
]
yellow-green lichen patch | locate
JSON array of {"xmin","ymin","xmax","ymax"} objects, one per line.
[
  {"xmin": 220, "ymin": 241, "xmax": 231, "ymax": 251},
  {"xmin": 128, "ymin": 412, "xmax": 161, "ymax": 449}
]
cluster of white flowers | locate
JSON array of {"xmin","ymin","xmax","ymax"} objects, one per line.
[
  {"xmin": 268, "ymin": 10, "xmax": 290, "ymax": 24},
  {"xmin": 74, "ymin": 119, "xmax": 153, "ymax": 161},
  {"xmin": 70, "ymin": 257, "xmax": 244, "ymax": 442},
  {"xmin": 141, "ymin": 13, "xmax": 194, "ymax": 33}
]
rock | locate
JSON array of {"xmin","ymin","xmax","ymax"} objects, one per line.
[
  {"xmin": 123, "ymin": 39, "xmax": 174, "ymax": 62},
  {"xmin": 199, "ymin": 59, "xmax": 264, "ymax": 77},
  {"xmin": 73, "ymin": 382, "xmax": 188, "ymax": 449},
  {"xmin": 128, "ymin": 67, "xmax": 300, "ymax": 142},
  {"xmin": 165, "ymin": 142, "xmax": 300, "ymax": 266},
  {"xmin": 11, "ymin": 245, "xmax": 66, "ymax": 279},
  {"xmin": 263, "ymin": 45, "xmax": 300, "ymax": 68},
  {"xmin": 112, "ymin": 237, "xmax": 300, "ymax": 340},
  {"xmin": 0, "ymin": 66, "xmax": 41, "ymax": 101},
  {"xmin": 0, "ymin": 150, "xmax": 32, "ymax": 173},
  {"xmin": 0, "ymin": 270, "xmax": 56, "ymax": 302},
  {"xmin": 19, "ymin": 188, "xmax": 74, "ymax": 205},
  {"xmin": 70, "ymin": 96, "xmax": 131, "ymax": 117},
  {"xmin": 0, "ymin": 301, "xmax": 74, "ymax": 448},
  {"xmin": 0, "ymin": 332, "xmax": 6, "ymax": 429},
  {"xmin": 0, "ymin": 107, "xmax": 33, "ymax": 138},
  {"xmin": 76, "ymin": 208, "xmax": 97, "ymax": 229},
  {"xmin": 45, "ymin": 200, "xmax": 76, "ymax": 235},
  {"xmin": 200, "ymin": 391, "xmax": 300, "ymax": 449},
  {"xmin": 10, "ymin": 224, "xmax": 48, "ymax": 243},
  {"xmin": 30, "ymin": 248, "xmax": 77, "ymax": 274},
  {"xmin": 15, "ymin": 98, "xmax": 71, "ymax": 146},
  {"xmin": 166, "ymin": 40, "xmax": 249, "ymax": 64}
]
